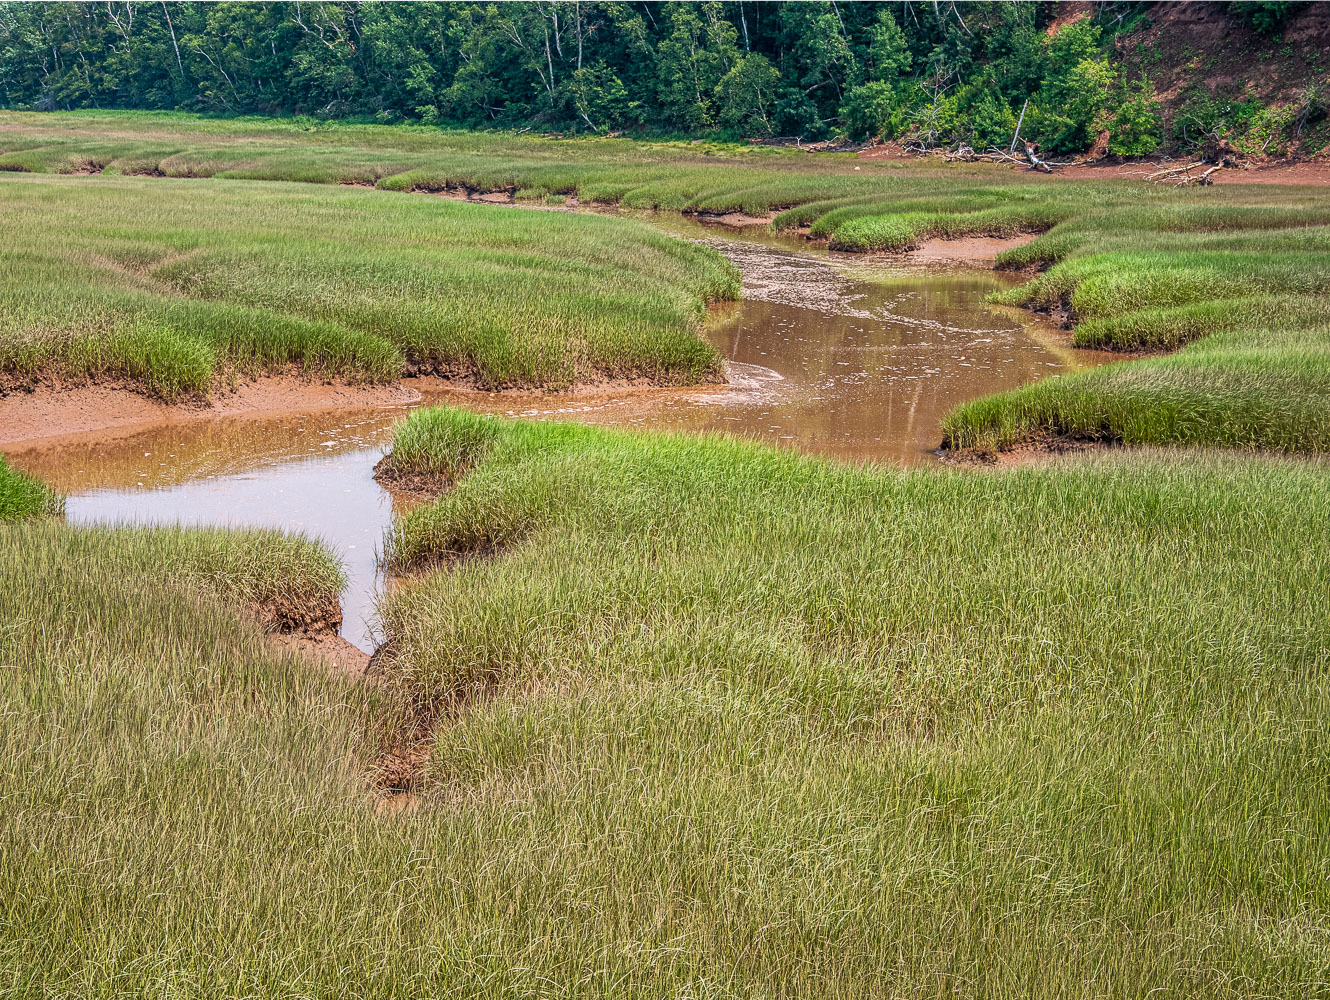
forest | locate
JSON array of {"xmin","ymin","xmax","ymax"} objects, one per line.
[{"xmin": 0, "ymin": 1, "xmax": 1320, "ymax": 156}]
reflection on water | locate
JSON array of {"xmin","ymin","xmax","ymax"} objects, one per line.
[{"xmin": 5, "ymin": 224, "xmax": 1119, "ymax": 652}]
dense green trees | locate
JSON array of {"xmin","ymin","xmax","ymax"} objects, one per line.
[{"xmin": 0, "ymin": 1, "xmax": 1262, "ymax": 155}]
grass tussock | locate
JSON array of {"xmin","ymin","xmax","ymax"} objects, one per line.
[
  {"xmin": 0, "ymin": 455, "xmax": 64, "ymax": 520},
  {"xmin": 374, "ymin": 406, "xmax": 501, "ymax": 484}
]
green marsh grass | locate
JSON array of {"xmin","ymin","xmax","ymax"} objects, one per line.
[
  {"xmin": 942, "ymin": 326, "xmax": 1330, "ymax": 454},
  {"xmin": 0, "ymin": 172, "xmax": 738, "ymax": 396},
  {"xmin": 370, "ymin": 409, "xmax": 1330, "ymax": 994},
  {"xmin": 5, "ymin": 410, "xmax": 1328, "ymax": 996},
  {"xmin": 0, "ymin": 455, "xmax": 63, "ymax": 519},
  {"xmin": 0, "ymin": 109, "xmax": 1025, "ymax": 216},
  {"xmin": 3, "ymin": 110, "xmax": 1330, "ymax": 995},
  {"xmin": 13, "ymin": 111, "xmax": 1330, "ymax": 453},
  {"xmin": 943, "ymin": 200, "xmax": 1330, "ymax": 453}
]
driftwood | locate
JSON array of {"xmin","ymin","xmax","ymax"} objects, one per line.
[
  {"xmin": 939, "ymin": 140, "xmax": 1064, "ymax": 173},
  {"xmin": 1142, "ymin": 160, "xmax": 1224, "ymax": 186},
  {"xmin": 1136, "ymin": 133, "xmax": 1243, "ymax": 186},
  {"xmin": 1009, "ymin": 99, "xmax": 1030, "ymax": 154},
  {"xmin": 1144, "ymin": 160, "xmax": 1203, "ymax": 181}
]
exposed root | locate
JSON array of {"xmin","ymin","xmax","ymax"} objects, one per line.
[{"xmin": 252, "ymin": 591, "xmax": 342, "ymax": 637}]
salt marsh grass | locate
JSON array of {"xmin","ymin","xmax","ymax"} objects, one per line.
[
  {"xmin": 0, "ymin": 171, "xmax": 737, "ymax": 395},
  {"xmin": 5, "ymin": 410, "xmax": 1328, "ymax": 996},
  {"xmin": 0, "ymin": 455, "xmax": 62, "ymax": 519},
  {"xmin": 4, "ymin": 110, "xmax": 1330, "ymax": 996},
  {"xmin": 10, "ymin": 111, "xmax": 1330, "ymax": 454},
  {"xmin": 945, "ymin": 201, "xmax": 1330, "ymax": 454},
  {"xmin": 0, "ymin": 109, "xmax": 982, "ymax": 213},
  {"xmin": 0, "ymin": 517, "xmax": 382, "ymax": 995},
  {"xmin": 366, "ymin": 409, "xmax": 1330, "ymax": 995}
]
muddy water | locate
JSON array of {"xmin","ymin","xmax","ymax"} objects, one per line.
[
  {"xmin": 4, "ymin": 224, "xmax": 1117, "ymax": 651},
  {"xmin": 659, "ymin": 224, "xmax": 1102, "ymax": 461}
]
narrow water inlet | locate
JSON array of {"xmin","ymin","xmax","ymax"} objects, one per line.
[
  {"xmin": 65, "ymin": 444, "xmax": 395, "ymax": 652},
  {"xmin": 3, "ymin": 226, "xmax": 1119, "ymax": 653}
]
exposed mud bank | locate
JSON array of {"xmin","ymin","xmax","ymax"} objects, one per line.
[
  {"xmin": 0, "ymin": 377, "xmax": 422, "ymax": 448},
  {"xmin": 768, "ymin": 223, "xmax": 1043, "ymax": 262},
  {"xmin": 270, "ymin": 630, "xmax": 371, "ymax": 677},
  {"xmin": 688, "ymin": 210, "xmax": 777, "ymax": 228},
  {"xmin": 939, "ymin": 432, "xmax": 1120, "ymax": 467},
  {"xmin": 0, "ymin": 372, "xmax": 693, "ymax": 449},
  {"xmin": 370, "ymin": 455, "xmax": 450, "ymax": 504},
  {"xmin": 910, "ymin": 234, "xmax": 1039, "ymax": 263},
  {"xmin": 256, "ymin": 577, "xmax": 373, "ymax": 677}
]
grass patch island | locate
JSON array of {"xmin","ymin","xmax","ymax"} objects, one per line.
[
  {"xmin": 0, "ymin": 455, "xmax": 62, "ymax": 519},
  {"xmin": 0, "ymin": 170, "xmax": 737, "ymax": 396},
  {"xmin": 942, "ymin": 207, "xmax": 1330, "ymax": 455}
]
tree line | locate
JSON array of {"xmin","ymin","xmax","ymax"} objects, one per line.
[{"xmin": 0, "ymin": 2, "xmax": 1301, "ymax": 156}]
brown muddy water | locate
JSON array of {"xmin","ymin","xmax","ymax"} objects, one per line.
[{"xmin": 3, "ymin": 222, "xmax": 1118, "ymax": 651}]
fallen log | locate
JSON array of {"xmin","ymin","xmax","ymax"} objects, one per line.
[
  {"xmin": 1143, "ymin": 161, "xmax": 1223, "ymax": 186},
  {"xmin": 1145, "ymin": 161, "xmax": 1204, "ymax": 181}
]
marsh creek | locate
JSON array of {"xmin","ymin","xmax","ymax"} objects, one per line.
[{"xmin": 5, "ymin": 220, "xmax": 1118, "ymax": 651}]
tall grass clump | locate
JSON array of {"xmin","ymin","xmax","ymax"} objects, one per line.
[
  {"xmin": 0, "ymin": 455, "xmax": 63, "ymax": 519},
  {"xmin": 381, "ymin": 406, "xmax": 503, "ymax": 480}
]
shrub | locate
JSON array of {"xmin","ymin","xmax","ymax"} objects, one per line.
[{"xmin": 1107, "ymin": 77, "xmax": 1163, "ymax": 156}]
